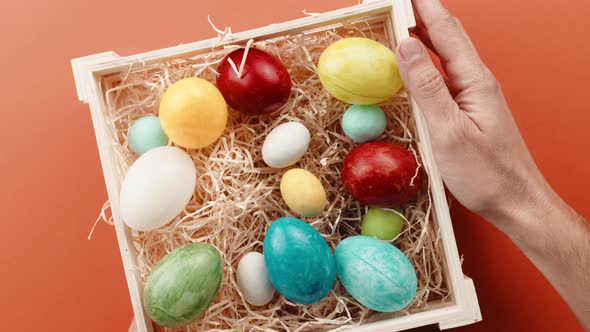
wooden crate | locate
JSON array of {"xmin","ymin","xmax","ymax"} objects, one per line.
[{"xmin": 72, "ymin": 0, "xmax": 481, "ymax": 330}]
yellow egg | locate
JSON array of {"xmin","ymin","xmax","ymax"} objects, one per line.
[
  {"xmin": 318, "ymin": 37, "xmax": 403, "ymax": 105},
  {"xmin": 280, "ymin": 168, "xmax": 327, "ymax": 217},
  {"xmin": 159, "ymin": 78, "xmax": 228, "ymax": 149}
]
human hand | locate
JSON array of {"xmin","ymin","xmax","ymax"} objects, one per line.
[
  {"xmin": 395, "ymin": 0, "xmax": 548, "ymax": 228},
  {"xmin": 396, "ymin": 2, "xmax": 590, "ymax": 329}
]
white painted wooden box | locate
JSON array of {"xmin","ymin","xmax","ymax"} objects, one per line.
[{"xmin": 72, "ymin": 0, "xmax": 481, "ymax": 330}]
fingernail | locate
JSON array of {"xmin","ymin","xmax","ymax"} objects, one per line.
[{"xmin": 398, "ymin": 38, "xmax": 424, "ymax": 62}]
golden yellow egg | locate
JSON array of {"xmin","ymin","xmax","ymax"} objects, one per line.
[
  {"xmin": 318, "ymin": 37, "xmax": 403, "ymax": 105},
  {"xmin": 280, "ymin": 168, "xmax": 327, "ymax": 217},
  {"xmin": 159, "ymin": 78, "xmax": 228, "ymax": 149}
]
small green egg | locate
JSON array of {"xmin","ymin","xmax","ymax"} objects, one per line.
[
  {"xmin": 342, "ymin": 104, "xmax": 387, "ymax": 143},
  {"xmin": 361, "ymin": 208, "xmax": 404, "ymax": 241},
  {"xmin": 128, "ymin": 116, "xmax": 169, "ymax": 155}
]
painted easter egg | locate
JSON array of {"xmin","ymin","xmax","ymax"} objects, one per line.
[
  {"xmin": 159, "ymin": 78, "xmax": 227, "ymax": 149},
  {"xmin": 217, "ymin": 48, "xmax": 292, "ymax": 115},
  {"xmin": 262, "ymin": 121, "xmax": 310, "ymax": 168},
  {"xmin": 237, "ymin": 252, "xmax": 276, "ymax": 306},
  {"xmin": 120, "ymin": 146, "xmax": 196, "ymax": 231},
  {"xmin": 341, "ymin": 141, "xmax": 421, "ymax": 207},
  {"xmin": 127, "ymin": 116, "xmax": 169, "ymax": 155},
  {"xmin": 341, "ymin": 104, "xmax": 387, "ymax": 143},
  {"xmin": 361, "ymin": 208, "xmax": 404, "ymax": 241},
  {"xmin": 280, "ymin": 168, "xmax": 327, "ymax": 217},
  {"xmin": 318, "ymin": 37, "xmax": 402, "ymax": 104},
  {"xmin": 144, "ymin": 242, "xmax": 223, "ymax": 327},
  {"xmin": 335, "ymin": 236, "xmax": 417, "ymax": 312},
  {"xmin": 263, "ymin": 217, "xmax": 336, "ymax": 304}
]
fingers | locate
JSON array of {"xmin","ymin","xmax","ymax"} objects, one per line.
[
  {"xmin": 411, "ymin": 10, "xmax": 436, "ymax": 52},
  {"xmin": 411, "ymin": 0, "xmax": 486, "ymax": 91},
  {"xmin": 396, "ymin": 37, "xmax": 459, "ymax": 131}
]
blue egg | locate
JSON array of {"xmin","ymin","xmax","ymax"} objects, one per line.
[
  {"xmin": 128, "ymin": 116, "xmax": 169, "ymax": 155},
  {"xmin": 335, "ymin": 236, "xmax": 417, "ymax": 312},
  {"xmin": 341, "ymin": 104, "xmax": 387, "ymax": 143},
  {"xmin": 263, "ymin": 217, "xmax": 336, "ymax": 304}
]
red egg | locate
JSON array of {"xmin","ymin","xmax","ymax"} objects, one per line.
[
  {"xmin": 341, "ymin": 141, "xmax": 422, "ymax": 207},
  {"xmin": 216, "ymin": 48, "xmax": 292, "ymax": 115}
]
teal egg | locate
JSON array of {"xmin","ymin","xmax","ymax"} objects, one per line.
[
  {"xmin": 335, "ymin": 236, "xmax": 417, "ymax": 312},
  {"xmin": 128, "ymin": 116, "xmax": 169, "ymax": 155},
  {"xmin": 263, "ymin": 217, "xmax": 336, "ymax": 304},
  {"xmin": 341, "ymin": 104, "xmax": 387, "ymax": 143},
  {"xmin": 143, "ymin": 243, "xmax": 223, "ymax": 327}
]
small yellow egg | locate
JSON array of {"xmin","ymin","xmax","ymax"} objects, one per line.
[
  {"xmin": 159, "ymin": 78, "xmax": 228, "ymax": 149},
  {"xmin": 318, "ymin": 37, "xmax": 403, "ymax": 105},
  {"xmin": 280, "ymin": 168, "xmax": 327, "ymax": 217}
]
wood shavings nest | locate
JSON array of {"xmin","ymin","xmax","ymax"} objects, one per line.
[{"xmin": 98, "ymin": 16, "xmax": 451, "ymax": 332}]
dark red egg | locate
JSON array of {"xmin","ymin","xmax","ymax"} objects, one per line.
[
  {"xmin": 216, "ymin": 48, "xmax": 292, "ymax": 115},
  {"xmin": 341, "ymin": 141, "xmax": 422, "ymax": 207}
]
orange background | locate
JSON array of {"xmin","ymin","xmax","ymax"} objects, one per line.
[{"xmin": 0, "ymin": 0, "xmax": 588, "ymax": 331}]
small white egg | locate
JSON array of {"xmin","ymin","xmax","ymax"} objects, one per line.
[
  {"xmin": 120, "ymin": 146, "xmax": 196, "ymax": 231},
  {"xmin": 262, "ymin": 122, "xmax": 310, "ymax": 168},
  {"xmin": 237, "ymin": 252, "xmax": 276, "ymax": 306}
]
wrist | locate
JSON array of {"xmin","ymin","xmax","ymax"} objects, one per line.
[
  {"xmin": 484, "ymin": 172, "xmax": 555, "ymax": 240},
  {"xmin": 488, "ymin": 176, "xmax": 572, "ymax": 247}
]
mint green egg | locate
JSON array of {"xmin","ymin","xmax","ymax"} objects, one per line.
[
  {"xmin": 341, "ymin": 105, "xmax": 387, "ymax": 143},
  {"xmin": 128, "ymin": 116, "xmax": 169, "ymax": 155},
  {"xmin": 144, "ymin": 243, "xmax": 223, "ymax": 327}
]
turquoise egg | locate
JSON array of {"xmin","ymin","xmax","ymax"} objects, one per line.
[
  {"xmin": 335, "ymin": 236, "xmax": 417, "ymax": 312},
  {"xmin": 263, "ymin": 217, "xmax": 336, "ymax": 304},
  {"xmin": 341, "ymin": 104, "xmax": 387, "ymax": 143},
  {"xmin": 128, "ymin": 116, "xmax": 169, "ymax": 155}
]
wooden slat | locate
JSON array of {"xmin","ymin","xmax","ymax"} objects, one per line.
[{"xmin": 86, "ymin": 1, "xmax": 393, "ymax": 76}]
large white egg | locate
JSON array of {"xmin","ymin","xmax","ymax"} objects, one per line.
[
  {"xmin": 119, "ymin": 146, "xmax": 196, "ymax": 231},
  {"xmin": 262, "ymin": 122, "xmax": 310, "ymax": 168},
  {"xmin": 237, "ymin": 252, "xmax": 276, "ymax": 306}
]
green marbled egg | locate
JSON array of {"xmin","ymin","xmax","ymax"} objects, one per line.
[{"xmin": 143, "ymin": 242, "xmax": 223, "ymax": 327}]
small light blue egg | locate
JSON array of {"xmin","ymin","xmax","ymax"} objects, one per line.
[
  {"xmin": 263, "ymin": 217, "xmax": 336, "ymax": 304},
  {"xmin": 335, "ymin": 236, "xmax": 417, "ymax": 312},
  {"xmin": 128, "ymin": 116, "xmax": 169, "ymax": 155},
  {"xmin": 341, "ymin": 104, "xmax": 387, "ymax": 143}
]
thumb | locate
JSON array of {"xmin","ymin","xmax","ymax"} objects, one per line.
[{"xmin": 396, "ymin": 38, "xmax": 458, "ymax": 130}]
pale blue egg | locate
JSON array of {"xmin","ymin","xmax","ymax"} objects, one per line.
[
  {"xmin": 128, "ymin": 116, "xmax": 169, "ymax": 155},
  {"xmin": 335, "ymin": 236, "xmax": 417, "ymax": 312},
  {"xmin": 263, "ymin": 217, "xmax": 336, "ymax": 304},
  {"xmin": 341, "ymin": 104, "xmax": 387, "ymax": 143}
]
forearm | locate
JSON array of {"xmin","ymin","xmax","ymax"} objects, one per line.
[{"xmin": 492, "ymin": 181, "xmax": 590, "ymax": 330}]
